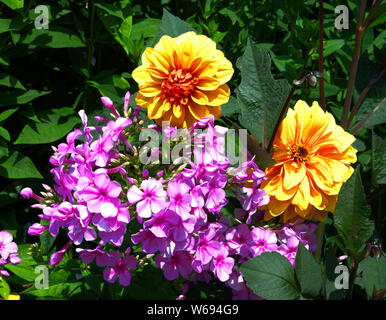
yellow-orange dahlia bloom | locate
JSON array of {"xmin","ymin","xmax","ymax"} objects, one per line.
[
  {"xmin": 132, "ymin": 31, "xmax": 234, "ymax": 128},
  {"xmin": 261, "ymin": 100, "xmax": 357, "ymax": 222}
]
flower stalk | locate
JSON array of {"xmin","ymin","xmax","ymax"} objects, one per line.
[{"xmin": 341, "ymin": 0, "xmax": 367, "ymax": 129}]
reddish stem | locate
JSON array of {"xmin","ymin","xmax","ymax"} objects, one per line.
[{"xmin": 341, "ymin": 0, "xmax": 367, "ymax": 129}]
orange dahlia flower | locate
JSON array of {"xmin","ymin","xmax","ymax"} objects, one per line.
[
  {"xmin": 132, "ymin": 31, "xmax": 234, "ymax": 128},
  {"xmin": 261, "ymin": 100, "xmax": 357, "ymax": 222}
]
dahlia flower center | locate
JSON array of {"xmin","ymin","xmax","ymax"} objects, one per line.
[
  {"xmin": 161, "ymin": 68, "xmax": 198, "ymax": 104},
  {"xmin": 291, "ymin": 144, "xmax": 310, "ymax": 162}
]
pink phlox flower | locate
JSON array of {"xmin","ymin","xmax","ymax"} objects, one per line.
[
  {"xmin": 80, "ymin": 174, "xmax": 122, "ymax": 218},
  {"xmin": 103, "ymin": 251, "xmax": 137, "ymax": 286},
  {"xmin": 48, "ymin": 202, "xmax": 77, "ymax": 236},
  {"xmin": 167, "ymin": 181, "xmax": 192, "ymax": 220},
  {"xmin": 155, "ymin": 251, "xmax": 193, "ymax": 280},
  {"xmin": 50, "ymin": 241, "xmax": 72, "ymax": 266},
  {"xmin": 279, "ymin": 221, "xmax": 318, "ymax": 253},
  {"xmin": 210, "ymin": 247, "xmax": 234, "ymax": 282},
  {"xmin": 51, "ymin": 167, "xmax": 76, "ymax": 202},
  {"xmin": 241, "ymin": 186, "xmax": 269, "ymax": 214},
  {"xmin": 250, "ymin": 227, "xmax": 278, "ymax": 257},
  {"xmin": 103, "ymin": 117, "xmax": 132, "ymax": 142},
  {"xmin": 131, "ymin": 229, "xmax": 167, "ymax": 254},
  {"xmin": 278, "ymin": 235, "xmax": 299, "ymax": 267},
  {"xmin": 194, "ymin": 227, "xmax": 221, "ymax": 265},
  {"xmin": 76, "ymin": 243, "xmax": 110, "ymax": 267},
  {"xmin": 0, "ymin": 231, "xmax": 18, "ymax": 260},
  {"xmin": 226, "ymin": 224, "xmax": 253, "ymax": 258},
  {"xmin": 127, "ymin": 178, "xmax": 166, "ymax": 218},
  {"xmin": 78, "ymin": 110, "xmax": 95, "ymax": 143},
  {"xmin": 89, "ymin": 133, "xmax": 114, "ymax": 167},
  {"xmin": 68, "ymin": 205, "xmax": 97, "ymax": 245}
]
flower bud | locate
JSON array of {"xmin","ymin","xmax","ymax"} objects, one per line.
[{"xmin": 20, "ymin": 187, "xmax": 34, "ymax": 199}]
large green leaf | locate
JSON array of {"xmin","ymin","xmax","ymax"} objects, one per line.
[
  {"xmin": 358, "ymin": 256, "xmax": 386, "ymax": 298},
  {"xmin": 221, "ymin": 96, "xmax": 240, "ymax": 116},
  {"xmin": 95, "ymin": 2, "xmax": 132, "ymax": 54},
  {"xmin": 14, "ymin": 107, "xmax": 80, "ymax": 145},
  {"xmin": 295, "ymin": 242, "xmax": 323, "ymax": 298},
  {"xmin": 371, "ymin": 131, "xmax": 386, "ymax": 185},
  {"xmin": 324, "ymin": 39, "xmax": 345, "ymax": 56},
  {"xmin": 236, "ymin": 38, "xmax": 290, "ymax": 148},
  {"xmin": 130, "ymin": 18, "xmax": 160, "ymax": 41},
  {"xmin": 0, "ymin": 138, "xmax": 8, "ymax": 158},
  {"xmin": 0, "ymin": 151, "xmax": 42, "ymax": 179},
  {"xmin": 0, "ymin": 0, "xmax": 23, "ymax": 10},
  {"xmin": 239, "ymin": 252, "xmax": 301, "ymax": 300},
  {"xmin": 21, "ymin": 27, "xmax": 85, "ymax": 49},
  {"xmin": 0, "ymin": 89, "xmax": 50, "ymax": 107},
  {"xmin": 153, "ymin": 8, "xmax": 195, "ymax": 43},
  {"xmin": 334, "ymin": 167, "xmax": 374, "ymax": 254},
  {"xmin": 0, "ymin": 277, "xmax": 10, "ymax": 300},
  {"xmin": 0, "ymin": 73, "xmax": 26, "ymax": 90},
  {"xmin": 0, "ymin": 107, "xmax": 19, "ymax": 121}
]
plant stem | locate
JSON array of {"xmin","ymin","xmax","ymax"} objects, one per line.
[
  {"xmin": 341, "ymin": 0, "xmax": 367, "ymax": 129},
  {"xmin": 363, "ymin": 0, "xmax": 381, "ymax": 29},
  {"xmin": 346, "ymin": 261, "xmax": 359, "ymax": 300},
  {"xmin": 351, "ymin": 98, "xmax": 386, "ymax": 134},
  {"xmin": 346, "ymin": 68, "xmax": 385, "ymax": 129},
  {"xmin": 318, "ymin": 0, "xmax": 325, "ymax": 111},
  {"xmin": 267, "ymin": 70, "xmax": 307, "ymax": 153}
]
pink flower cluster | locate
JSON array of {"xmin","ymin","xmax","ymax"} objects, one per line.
[
  {"xmin": 0, "ymin": 230, "xmax": 22, "ymax": 277},
  {"xmin": 21, "ymin": 92, "xmax": 318, "ymax": 298}
]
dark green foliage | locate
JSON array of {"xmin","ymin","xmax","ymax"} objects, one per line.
[{"xmin": 0, "ymin": 0, "xmax": 384, "ymax": 300}]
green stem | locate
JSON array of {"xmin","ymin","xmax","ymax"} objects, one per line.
[{"xmin": 341, "ymin": 0, "xmax": 367, "ymax": 129}]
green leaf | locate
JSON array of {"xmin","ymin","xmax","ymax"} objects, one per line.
[
  {"xmin": 0, "ymin": 107, "xmax": 19, "ymax": 121},
  {"xmin": 153, "ymin": 8, "xmax": 195, "ymax": 43},
  {"xmin": 39, "ymin": 220, "xmax": 56, "ymax": 256},
  {"xmin": 371, "ymin": 131, "xmax": 386, "ymax": 185},
  {"xmin": 358, "ymin": 256, "xmax": 386, "ymax": 298},
  {"xmin": 0, "ymin": 138, "xmax": 8, "ymax": 158},
  {"xmin": 239, "ymin": 252, "xmax": 301, "ymax": 300},
  {"xmin": 0, "ymin": 127, "xmax": 10, "ymax": 141},
  {"xmin": 334, "ymin": 167, "xmax": 374, "ymax": 254},
  {"xmin": 0, "ymin": 73, "xmax": 26, "ymax": 90},
  {"xmin": 130, "ymin": 18, "xmax": 160, "ymax": 41},
  {"xmin": 5, "ymin": 260, "xmax": 38, "ymax": 282},
  {"xmin": 295, "ymin": 242, "xmax": 323, "ymax": 298},
  {"xmin": 0, "ymin": 151, "xmax": 42, "ymax": 179},
  {"xmin": 0, "ymin": 277, "xmax": 10, "ymax": 300},
  {"xmin": 221, "ymin": 96, "xmax": 240, "ymax": 116},
  {"xmin": 0, "ymin": 0, "xmax": 23, "ymax": 10},
  {"xmin": 0, "ymin": 89, "xmax": 50, "ymax": 107},
  {"xmin": 0, "ymin": 19, "xmax": 12, "ymax": 34},
  {"xmin": 21, "ymin": 27, "xmax": 85, "ymax": 49},
  {"xmin": 95, "ymin": 2, "xmax": 132, "ymax": 54},
  {"xmin": 14, "ymin": 107, "xmax": 80, "ymax": 145},
  {"xmin": 324, "ymin": 39, "xmax": 345, "ymax": 56},
  {"xmin": 236, "ymin": 38, "xmax": 290, "ymax": 148}
]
